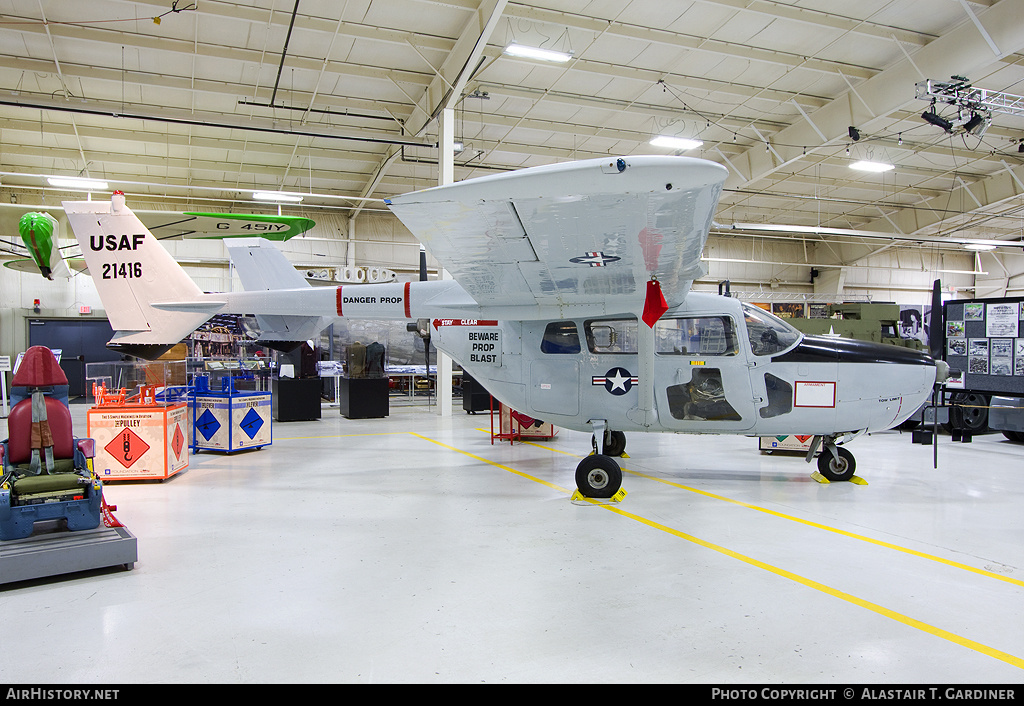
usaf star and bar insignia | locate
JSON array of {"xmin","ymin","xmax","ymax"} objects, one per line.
[
  {"xmin": 570, "ymin": 251, "xmax": 620, "ymax": 267},
  {"xmin": 593, "ymin": 367, "xmax": 639, "ymax": 395}
]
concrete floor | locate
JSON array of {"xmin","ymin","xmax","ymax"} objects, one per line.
[{"xmin": 2, "ymin": 401, "xmax": 1023, "ymax": 684}]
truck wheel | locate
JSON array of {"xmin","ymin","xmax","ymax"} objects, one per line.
[{"xmin": 946, "ymin": 392, "xmax": 989, "ymax": 434}]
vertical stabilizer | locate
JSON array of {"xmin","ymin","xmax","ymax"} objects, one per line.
[
  {"xmin": 224, "ymin": 239, "xmax": 332, "ymax": 350},
  {"xmin": 64, "ymin": 192, "xmax": 214, "ymax": 358}
]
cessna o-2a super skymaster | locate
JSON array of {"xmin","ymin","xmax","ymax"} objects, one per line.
[{"xmin": 63, "ymin": 155, "xmax": 948, "ymax": 498}]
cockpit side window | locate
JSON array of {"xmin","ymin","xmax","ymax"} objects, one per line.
[
  {"xmin": 742, "ymin": 304, "xmax": 802, "ymax": 356},
  {"xmin": 541, "ymin": 321, "xmax": 581, "ymax": 354},
  {"xmin": 585, "ymin": 318, "xmax": 638, "ymax": 354},
  {"xmin": 655, "ymin": 316, "xmax": 738, "ymax": 356}
]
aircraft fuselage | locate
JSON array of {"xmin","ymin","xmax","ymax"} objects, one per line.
[
  {"xmin": 209, "ymin": 284, "xmax": 938, "ymax": 438},
  {"xmin": 429, "ymin": 292, "xmax": 937, "ymax": 437}
]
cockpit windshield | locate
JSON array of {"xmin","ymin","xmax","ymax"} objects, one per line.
[{"xmin": 742, "ymin": 303, "xmax": 802, "ymax": 356}]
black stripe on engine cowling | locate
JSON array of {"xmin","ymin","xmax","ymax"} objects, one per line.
[{"xmin": 771, "ymin": 335, "xmax": 936, "ymax": 366}]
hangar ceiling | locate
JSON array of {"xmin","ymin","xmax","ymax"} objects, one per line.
[{"xmin": 2, "ymin": 0, "xmax": 1024, "ymax": 287}]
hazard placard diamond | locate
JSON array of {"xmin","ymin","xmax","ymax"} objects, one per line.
[
  {"xmin": 239, "ymin": 407, "xmax": 265, "ymax": 439},
  {"xmin": 195, "ymin": 408, "xmax": 221, "ymax": 441},
  {"xmin": 104, "ymin": 427, "xmax": 151, "ymax": 469},
  {"xmin": 172, "ymin": 424, "xmax": 185, "ymax": 459}
]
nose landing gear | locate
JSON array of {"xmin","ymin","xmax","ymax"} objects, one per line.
[
  {"xmin": 575, "ymin": 454, "xmax": 623, "ymax": 498},
  {"xmin": 806, "ymin": 434, "xmax": 858, "ymax": 482}
]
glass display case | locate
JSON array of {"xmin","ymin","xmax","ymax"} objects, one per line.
[{"xmin": 84, "ymin": 360, "xmax": 190, "ymax": 481}]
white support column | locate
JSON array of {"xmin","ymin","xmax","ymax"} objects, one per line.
[
  {"xmin": 346, "ymin": 216, "xmax": 356, "ymax": 269},
  {"xmin": 437, "ymin": 108, "xmax": 455, "ymax": 417}
]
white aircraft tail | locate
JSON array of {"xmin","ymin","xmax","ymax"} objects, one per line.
[
  {"xmin": 224, "ymin": 239, "xmax": 332, "ymax": 351},
  {"xmin": 63, "ymin": 193, "xmax": 215, "ymax": 359}
]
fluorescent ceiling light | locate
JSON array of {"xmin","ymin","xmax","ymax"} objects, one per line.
[
  {"xmin": 721, "ymin": 222, "xmax": 1016, "ymax": 251},
  {"xmin": 253, "ymin": 191, "xmax": 303, "ymax": 203},
  {"xmin": 47, "ymin": 176, "xmax": 109, "ymax": 190},
  {"xmin": 503, "ymin": 43, "xmax": 572, "ymax": 63},
  {"xmin": 849, "ymin": 160, "xmax": 895, "ymax": 172},
  {"xmin": 729, "ymin": 223, "xmax": 877, "ymax": 237},
  {"xmin": 650, "ymin": 135, "xmax": 704, "ymax": 151},
  {"xmin": 963, "ymin": 242, "xmax": 997, "ymax": 251}
]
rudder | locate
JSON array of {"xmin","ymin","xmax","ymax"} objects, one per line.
[{"xmin": 64, "ymin": 192, "xmax": 213, "ymax": 359}]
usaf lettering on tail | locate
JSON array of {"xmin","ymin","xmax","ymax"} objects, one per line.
[
  {"xmin": 64, "ymin": 156, "xmax": 948, "ymax": 498},
  {"xmin": 90, "ymin": 234, "xmax": 146, "ymax": 251}
]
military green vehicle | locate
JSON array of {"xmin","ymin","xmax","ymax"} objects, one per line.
[{"xmin": 787, "ymin": 303, "xmax": 925, "ymax": 350}]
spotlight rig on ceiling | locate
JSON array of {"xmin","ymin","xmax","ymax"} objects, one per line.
[{"xmin": 916, "ymin": 76, "xmax": 1024, "ymax": 137}]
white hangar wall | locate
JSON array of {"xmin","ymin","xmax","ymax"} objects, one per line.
[{"xmin": 694, "ymin": 235, "xmax": 981, "ymax": 305}]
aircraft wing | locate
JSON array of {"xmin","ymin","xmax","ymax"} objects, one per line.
[
  {"xmin": 3, "ymin": 257, "xmax": 86, "ymax": 276},
  {"xmin": 385, "ymin": 155, "xmax": 727, "ymax": 312},
  {"xmin": 137, "ymin": 211, "xmax": 315, "ymax": 241},
  {"xmin": 0, "ymin": 203, "xmax": 314, "ymax": 244}
]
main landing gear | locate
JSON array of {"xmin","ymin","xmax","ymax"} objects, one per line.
[
  {"xmin": 575, "ymin": 422, "xmax": 627, "ymax": 498},
  {"xmin": 806, "ymin": 434, "xmax": 857, "ymax": 482}
]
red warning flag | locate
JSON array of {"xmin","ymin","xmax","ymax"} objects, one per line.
[{"xmin": 641, "ymin": 278, "xmax": 668, "ymax": 328}]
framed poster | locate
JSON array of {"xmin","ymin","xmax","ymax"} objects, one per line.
[
  {"xmin": 986, "ymin": 302, "xmax": 1019, "ymax": 338},
  {"xmin": 991, "ymin": 339, "xmax": 1013, "ymax": 376},
  {"xmin": 968, "ymin": 338, "xmax": 989, "ymax": 375}
]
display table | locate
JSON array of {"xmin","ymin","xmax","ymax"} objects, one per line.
[
  {"xmin": 190, "ymin": 389, "xmax": 272, "ymax": 453},
  {"xmin": 272, "ymin": 377, "xmax": 321, "ymax": 421},
  {"xmin": 491, "ymin": 402, "xmax": 557, "ymax": 444},
  {"xmin": 87, "ymin": 402, "xmax": 189, "ymax": 480},
  {"xmin": 339, "ymin": 376, "xmax": 389, "ymax": 419}
]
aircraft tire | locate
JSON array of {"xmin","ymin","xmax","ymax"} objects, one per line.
[
  {"xmin": 576, "ymin": 455, "xmax": 622, "ymax": 498},
  {"xmin": 817, "ymin": 446, "xmax": 855, "ymax": 482},
  {"xmin": 593, "ymin": 430, "xmax": 627, "ymax": 457}
]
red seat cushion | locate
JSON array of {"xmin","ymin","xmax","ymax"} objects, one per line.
[{"xmin": 6, "ymin": 397, "xmax": 75, "ymax": 465}]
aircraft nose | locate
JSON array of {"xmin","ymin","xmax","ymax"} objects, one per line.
[{"xmin": 935, "ymin": 359, "xmax": 950, "ymax": 384}]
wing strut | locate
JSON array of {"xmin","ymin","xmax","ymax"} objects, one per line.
[{"xmin": 629, "ymin": 277, "xmax": 667, "ymax": 428}]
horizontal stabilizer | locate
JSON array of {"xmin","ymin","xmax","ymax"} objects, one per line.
[{"xmin": 151, "ymin": 300, "xmax": 228, "ymax": 313}]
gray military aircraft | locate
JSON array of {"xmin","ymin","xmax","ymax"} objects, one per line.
[{"xmin": 63, "ymin": 156, "xmax": 948, "ymax": 497}]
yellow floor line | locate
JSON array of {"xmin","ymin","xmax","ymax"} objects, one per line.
[
  {"xmin": 593, "ymin": 499, "xmax": 1024, "ymax": 671},
  {"xmin": 424, "ymin": 431, "xmax": 1024, "ymax": 671},
  {"xmin": 274, "ymin": 431, "xmax": 409, "ymax": 441},
  {"xmin": 408, "ymin": 432, "xmax": 567, "ymax": 494},
  {"xmin": 624, "ymin": 467, "xmax": 1024, "ymax": 589},
  {"xmin": 514, "ymin": 436, "xmax": 1024, "ymax": 589}
]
